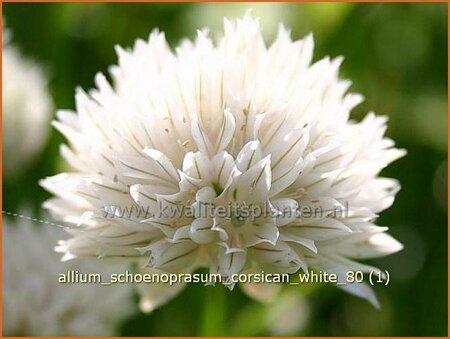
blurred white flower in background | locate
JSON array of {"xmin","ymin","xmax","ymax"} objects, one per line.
[
  {"xmin": 266, "ymin": 291, "xmax": 310, "ymax": 336},
  {"xmin": 3, "ymin": 215, "xmax": 135, "ymax": 336},
  {"xmin": 2, "ymin": 25, "xmax": 52, "ymax": 177},
  {"xmin": 41, "ymin": 12, "xmax": 405, "ymax": 311},
  {"xmin": 226, "ymin": 289, "xmax": 311, "ymax": 336}
]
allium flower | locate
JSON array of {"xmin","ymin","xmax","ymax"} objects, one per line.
[
  {"xmin": 41, "ymin": 13, "xmax": 405, "ymax": 309},
  {"xmin": 3, "ymin": 27, "xmax": 52, "ymax": 176},
  {"xmin": 3, "ymin": 215, "xmax": 134, "ymax": 336}
]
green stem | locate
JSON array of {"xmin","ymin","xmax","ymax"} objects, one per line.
[{"xmin": 200, "ymin": 285, "xmax": 227, "ymax": 336}]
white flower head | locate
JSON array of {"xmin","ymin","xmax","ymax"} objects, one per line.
[
  {"xmin": 41, "ymin": 12, "xmax": 405, "ymax": 309},
  {"xmin": 2, "ymin": 214, "xmax": 135, "ymax": 336},
  {"xmin": 3, "ymin": 26, "xmax": 52, "ymax": 176}
]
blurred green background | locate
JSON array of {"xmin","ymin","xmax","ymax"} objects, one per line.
[{"xmin": 3, "ymin": 2, "xmax": 447, "ymax": 336}]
